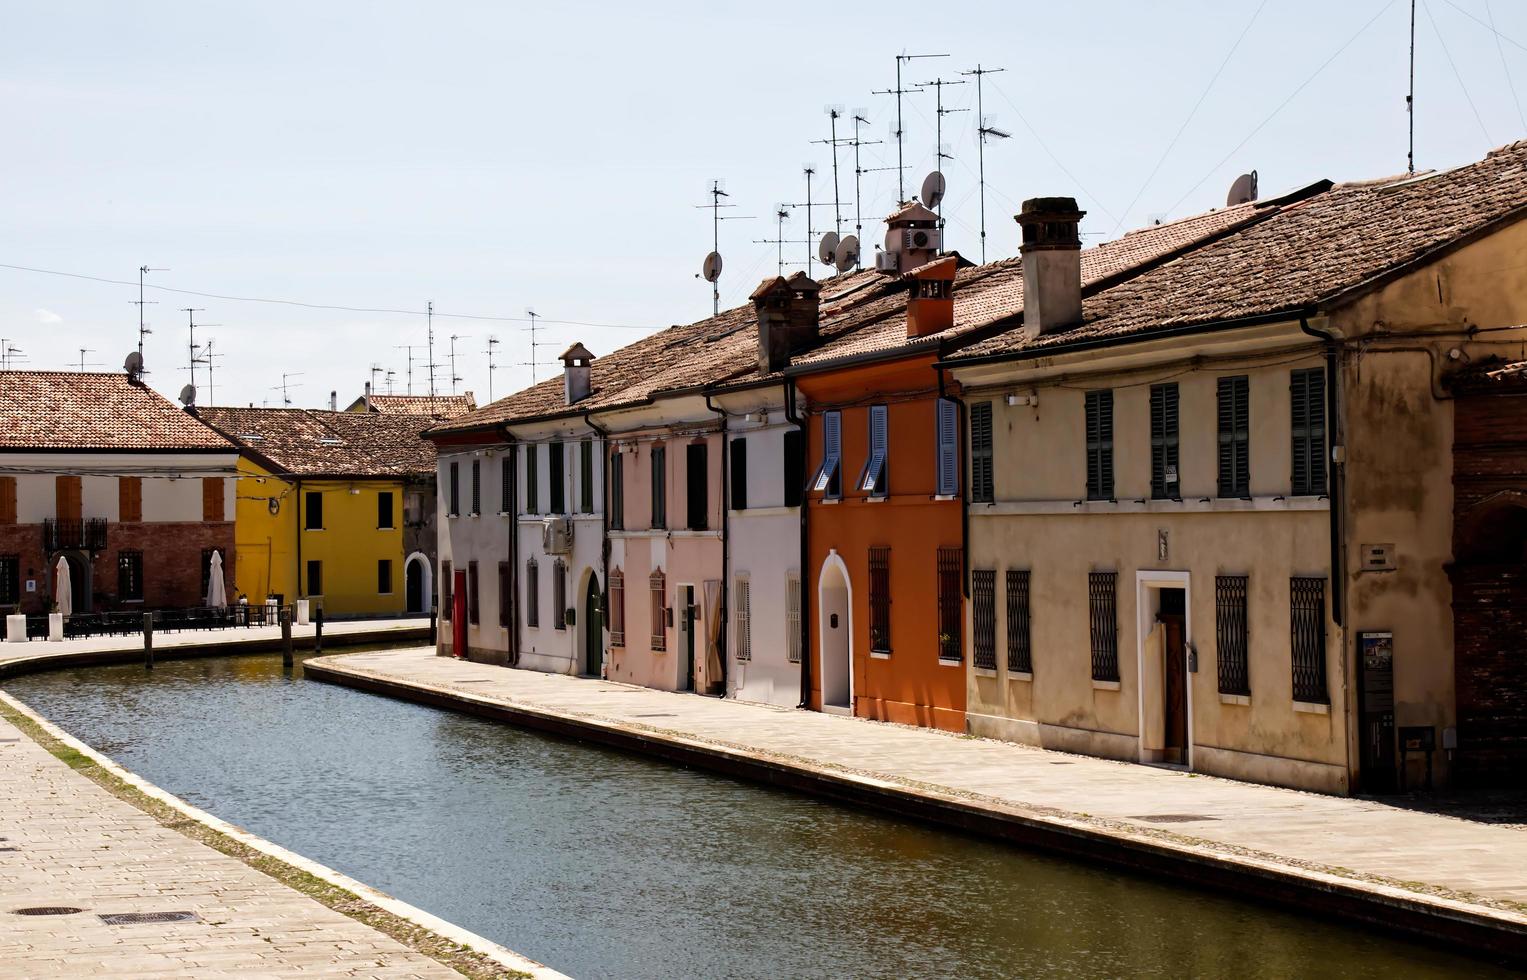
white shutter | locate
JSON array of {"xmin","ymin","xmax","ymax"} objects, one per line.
[{"xmin": 936, "ymin": 398, "xmax": 959, "ymax": 496}]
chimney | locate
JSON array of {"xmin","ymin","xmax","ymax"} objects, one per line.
[
  {"xmin": 560, "ymin": 343, "xmax": 595, "ymax": 405},
  {"xmin": 905, "ymin": 256, "xmax": 958, "ymax": 338},
  {"xmin": 363, "ymin": 381, "xmax": 373, "ymax": 412},
  {"xmin": 751, "ymin": 272, "xmax": 821, "ymax": 372},
  {"xmin": 1017, "ymin": 197, "xmax": 1086, "ymax": 335},
  {"xmin": 878, "ymin": 201, "xmax": 942, "ymax": 275},
  {"xmin": 330, "ymin": 390, "xmax": 337, "ymax": 412}
]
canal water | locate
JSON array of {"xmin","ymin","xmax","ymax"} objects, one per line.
[{"xmin": 5, "ymin": 652, "xmax": 1510, "ymax": 980}]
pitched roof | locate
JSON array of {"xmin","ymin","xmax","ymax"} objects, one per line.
[
  {"xmin": 350, "ymin": 393, "xmax": 476, "ymax": 418},
  {"xmin": 0, "ymin": 371, "xmax": 234, "ymax": 452},
  {"xmin": 195, "ymin": 406, "xmax": 435, "ymax": 477},
  {"xmin": 953, "ymin": 141, "xmax": 1527, "ymax": 362}
]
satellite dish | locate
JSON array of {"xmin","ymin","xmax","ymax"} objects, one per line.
[
  {"xmin": 921, "ymin": 171, "xmax": 946, "ymax": 209},
  {"xmin": 178, "ymin": 384, "xmax": 196, "ymax": 407},
  {"xmin": 817, "ymin": 232, "xmax": 840, "ymax": 266},
  {"xmin": 835, "ymin": 235, "xmax": 859, "ymax": 272},
  {"xmin": 123, "ymin": 351, "xmax": 143, "ymax": 377},
  {"xmin": 702, "ymin": 251, "xmax": 723, "ymax": 283},
  {"xmin": 1227, "ymin": 170, "xmax": 1258, "ymax": 206}
]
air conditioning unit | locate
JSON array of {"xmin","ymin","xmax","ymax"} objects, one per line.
[
  {"xmin": 542, "ymin": 517, "xmax": 573, "ymax": 554},
  {"xmin": 875, "ymin": 250, "xmax": 900, "ymax": 273},
  {"xmin": 904, "ymin": 227, "xmax": 940, "ymax": 251}
]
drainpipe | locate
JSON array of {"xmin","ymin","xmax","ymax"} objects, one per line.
[
  {"xmin": 1299, "ymin": 316, "xmax": 1344, "ymax": 627},
  {"xmin": 294, "ymin": 478, "xmax": 303, "ymax": 603},
  {"xmin": 582, "ymin": 410, "xmax": 611, "ymax": 679},
  {"xmin": 783, "ymin": 379, "xmax": 811, "ymax": 709},
  {"xmin": 498, "ymin": 430, "xmax": 521, "ymax": 666},
  {"xmin": 937, "ymin": 366, "xmax": 971, "ymax": 599},
  {"xmin": 704, "ymin": 393, "xmax": 729, "ymax": 695}
]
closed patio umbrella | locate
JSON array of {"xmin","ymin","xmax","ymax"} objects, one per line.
[
  {"xmin": 205, "ymin": 551, "xmax": 227, "ymax": 610},
  {"xmin": 54, "ymin": 556, "xmax": 71, "ymax": 617}
]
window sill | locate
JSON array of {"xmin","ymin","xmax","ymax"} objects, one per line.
[
  {"xmin": 938, "ymin": 658, "xmax": 963, "ymax": 668},
  {"xmin": 819, "ymin": 497, "xmax": 842, "ymax": 505},
  {"xmin": 1220, "ymin": 692, "xmax": 1251, "ymax": 706},
  {"xmin": 1293, "ymin": 700, "xmax": 1330, "ymax": 715},
  {"xmin": 1008, "ymin": 670, "xmax": 1033, "ymax": 682},
  {"xmin": 870, "ymin": 651, "xmax": 891, "ymax": 660},
  {"xmin": 864, "ymin": 495, "xmax": 888, "ymax": 504},
  {"xmin": 377, "ymin": 527, "xmax": 396, "ymax": 531},
  {"xmin": 973, "ymin": 667, "xmax": 997, "ymax": 678},
  {"xmin": 933, "ymin": 494, "xmax": 959, "ymax": 502},
  {"xmin": 1092, "ymin": 679, "xmax": 1122, "ymax": 691}
]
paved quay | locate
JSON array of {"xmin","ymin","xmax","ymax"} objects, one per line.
[{"xmin": 311, "ymin": 646, "xmax": 1527, "ymax": 963}]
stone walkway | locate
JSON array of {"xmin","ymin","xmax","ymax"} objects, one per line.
[{"xmin": 314, "ymin": 647, "xmax": 1527, "ymax": 940}]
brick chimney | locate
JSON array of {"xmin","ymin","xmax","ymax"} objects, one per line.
[
  {"xmin": 1016, "ymin": 197, "xmax": 1086, "ymax": 335},
  {"xmin": 905, "ymin": 255, "xmax": 957, "ymax": 338},
  {"xmin": 751, "ymin": 272, "xmax": 821, "ymax": 372},
  {"xmin": 560, "ymin": 343, "xmax": 595, "ymax": 405}
]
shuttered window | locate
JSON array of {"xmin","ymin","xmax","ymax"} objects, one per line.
[
  {"xmin": 0, "ymin": 477, "xmax": 16, "ymax": 525},
  {"xmin": 549, "ymin": 442, "xmax": 565, "ymax": 514},
  {"xmin": 936, "ymin": 397, "xmax": 960, "ymax": 497},
  {"xmin": 118, "ymin": 477, "xmax": 142, "ymax": 523},
  {"xmin": 609, "ymin": 568, "xmax": 625, "ymax": 646},
  {"xmin": 467, "ymin": 561, "xmax": 480, "ymax": 625},
  {"xmin": 498, "ymin": 561, "xmax": 512, "ymax": 628},
  {"xmin": 525, "ymin": 559, "xmax": 539, "ymax": 629},
  {"xmin": 470, "ymin": 460, "xmax": 481, "ymax": 515},
  {"xmin": 937, "ymin": 547, "xmax": 962, "ymax": 662},
  {"xmin": 734, "ymin": 577, "xmax": 751, "ymax": 661},
  {"xmin": 1290, "ymin": 368, "xmax": 1327, "ymax": 496},
  {"xmin": 972, "ymin": 569, "xmax": 996, "ymax": 669},
  {"xmin": 1006, "ymin": 569, "xmax": 1032, "ymax": 674},
  {"xmin": 580, "ymin": 439, "xmax": 595, "ymax": 514},
  {"xmin": 869, "ymin": 547, "xmax": 891, "ymax": 654},
  {"xmin": 448, "ymin": 461, "xmax": 460, "ymax": 515},
  {"xmin": 1217, "ymin": 376, "xmax": 1250, "ymax": 498},
  {"xmin": 687, "ymin": 442, "xmax": 709, "ymax": 530},
  {"xmin": 1150, "ymin": 383, "xmax": 1180, "ymax": 499},
  {"xmin": 526, "ymin": 446, "xmax": 539, "ymax": 514},
  {"xmin": 202, "ymin": 477, "xmax": 225, "ymax": 522},
  {"xmin": 609, "ymin": 451, "xmax": 625, "ymax": 530},
  {"xmin": 969, "ymin": 401, "xmax": 993, "ymax": 503},
  {"xmin": 812, "ymin": 411, "xmax": 842, "ymax": 498},
  {"xmin": 651, "ymin": 445, "xmax": 667, "ymax": 528},
  {"xmin": 56, "ymin": 475, "xmax": 82, "ymax": 522},
  {"xmin": 730, "ymin": 437, "xmax": 748, "ymax": 511},
  {"xmin": 1085, "ymin": 390, "xmax": 1114, "ymax": 500},
  {"xmin": 1089, "ymin": 571, "xmax": 1119, "ymax": 681},
  {"xmin": 553, "ymin": 559, "xmax": 566, "ymax": 630},
  {"xmin": 1290, "ymin": 577, "xmax": 1328, "ymax": 703},
  {"xmin": 1216, "ymin": 575, "xmax": 1250, "ymax": 696},
  {"xmin": 859, "ymin": 405, "xmax": 889, "ymax": 497},
  {"xmin": 785, "ymin": 575, "xmax": 802, "ymax": 663},
  {"xmin": 649, "ymin": 570, "xmax": 667, "ymax": 651},
  {"xmin": 502, "ymin": 456, "xmax": 513, "ymax": 513},
  {"xmin": 783, "ymin": 429, "xmax": 804, "ymax": 508},
  {"xmin": 441, "ymin": 561, "xmax": 452, "ymax": 621}
]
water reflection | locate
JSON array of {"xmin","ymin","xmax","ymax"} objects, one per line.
[{"xmin": 6, "ymin": 654, "xmax": 1504, "ymax": 980}]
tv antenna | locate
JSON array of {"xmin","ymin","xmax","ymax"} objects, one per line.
[
  {"xmin": 448, "ymin": 332, "xmax": 470, "ymax": 395},
  {"xmin": 369, "ymin": 362, "xmax": 385, "ymax": 396},
  {"xmin": 384, "ymin": 368, "xmax": 398, "ymax": 395},
  {"xmin": 753, "ymin": 204, "xmax": 796, "ymax": 276},
  {"xmin": 425, "ymin": 300, "xmax": 440, "ymax": 399},
  {"xmin": 920, "ymin": 77, "xmax": 967, "ymax": 234},
  {"xmin": 180, "ymin": 309, "xmax": 217, "ymax": 396},
  {"xmin": 76, "ymin": 348, "xmax": 100, "ymax": 372},
  {"xmin": 811, "ymin": 106, "xmax": 848, "ymax": 239},
  {"xmin": 201, "ymin": 337, "xmax": 221, "ymax": 407},
  {"xmin": 849, "ymin": 110, "xmax": 884, "ymax": 269},
  {"xmin": 131, "ymin": 265, "xmax": 167, "ymax": 364},
  {"xmin": 790, "ymin": 166, "xmax": 841, "ymax": 271},
  {"xmin": 394, "ymin": 344, "xmax": 420, "ymax": 394},
  {"xmin": 0, "ymin": 340, "xmax": 24, "ymax": 371},
  {"xmin": 484, "ymin": 335, "xmax": 501, "ymax": 401},
  {"xmin": 874, "ymin": 52, "xmax": 946, "ymax": 201},
  {"xmin": 522, "ymin": 308, "xmax": 546, "ymax": 383},
  {"xmin": 1407, "ymin": 0, "xmax": 1416, "ymax": 173},
  {"xmin": 272, "ymin": 372, "xmax": 304, "ymax": 407},
  {"xmin": 961, "ymin": 64, "xmax": 1009, "ymax": 263},
  {"xmin": 694, "ymin": 179, "xmax": 754, "ymax": 315}
]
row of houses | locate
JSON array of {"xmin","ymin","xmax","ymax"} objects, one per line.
[{"xmin": 430, "ymin": 141, "xmax": 1527, "ymax": 796}]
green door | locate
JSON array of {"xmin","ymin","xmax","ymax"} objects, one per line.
[{"xmin": 584, "ymin": 576, "xmax": 603, "ymax": 676}]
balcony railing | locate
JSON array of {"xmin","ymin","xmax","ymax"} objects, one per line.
[{"xmin": 42, "ymin": 518, "xmax": 108, "ymax": 553}]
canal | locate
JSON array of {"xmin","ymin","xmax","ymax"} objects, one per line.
[{"xmin": 4, "ymin": 652, "xmax": 1509, "ymax": 980}]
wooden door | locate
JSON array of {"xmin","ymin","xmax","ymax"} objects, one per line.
[
  {"xmin": 1162, "ymin": 615, "xmax": 1187, "ymax": 764},
  {"xmin": 679, "ymin": 585, "xmax": 695, "ymax": 690},
  {"xmin": 584, "ymin": 576, "xmax": 602, "ymax": 676}
]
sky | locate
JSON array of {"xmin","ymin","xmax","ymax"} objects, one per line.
[{"xmin": 3, "ymin": 0, "xmax": 1526, "ymax": 409}]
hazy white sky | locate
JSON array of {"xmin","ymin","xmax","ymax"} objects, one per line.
[{"xmin": 3, "ymin": 0, "xmax": 1525, "ymax": 408}]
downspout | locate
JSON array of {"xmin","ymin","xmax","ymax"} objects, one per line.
[
  {"xmin": 499, "ymin": 431, "xmax": 521, "ymax": 667},
  {"xmin": 582, "ymin": 409, "xmax": 611, "ymax": 680},
  {"xmin": 783, "ymin": 378, "xmax": 811, "ymax": 709},
  {"xmin": 704, "ymin": 393, "xmax": 729, "ymax": 695},
  {"xmin": 294, "ymin": 478, "xmax": 303, "ymax": 602},
  {"xmin": 937, "ymin": 366, "xmax": 971, "ymax": 599}
]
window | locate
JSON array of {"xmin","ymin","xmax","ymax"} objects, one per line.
[
  {"xmin": 869, "ymin": 547, "xmax": 891, "ymax": 654},
  {"xmin": 937, "ymin": 547, "xmax": 962, "ymax": 662},
  {"xmin": 687, "ymin": 443, "xmax": 709, "ymax": 530},
  {"xmin": 609, "ymin": 450, "xmax": 625, "ymax": 530},
  {"xmin": 783, "ymin": 429, "xmax": 804, "ymax": 508},
  {"xmin": 812, "ymin": 411, "xmax": 842, "ymax": 498},
  {"xmin": 378, "ymin": 491, "xmax": 395, "ymax": 529},
  {"xmin": 203, "ymin": 477, "xmax": 224, "ymax": 522},
  {"xmin": 969, "ymin": 401, "xmax": 993, "ymax": 503},
  {"xmin": 526, "ymin": 559, "xmax": 540, "ymax": 628},
  {"xmin": 306, "ymin": 559, "xmax": 323, "ymax": 596},
  {"xmin": 1007, "ymin": 569, "xmax": 1032, "ymax": 674},
  {"xmin": 549, "ymin": 442, "xmax": 566, "ymax": 514},
  {"xmin": 1216, "ymin": 575, "xmax": 1250, "ymax": 696},
  {"xmin": 649, "ymin": 569, "xmax": 667, "ymax": 650},
  {"xmin": 734, "ymin": 577, "xmax": 751, "ymax": 661},
  {"xmin": 1217, "ymin": 375, "xmax": 1250, "ymax": 498},
  {"xmin": 859, "ymin": 405, "xmax": 888, "ymax": 497},
  {"xmin": 937, "ymin": 397, "xmax": 960, "ymax": 497},
  {"xmin": 1290, "ymin": 577, "xmax": 1328, "ymax": 703},
  {"xmin": 1291, "ymin": 368, "xmax": 1327, "ymax": 496},
  {"xmin": 498, "ymin": 562, "xmax": 511, "ymax": 628},
  {"xmin": 501, "ymin": 457, "xmax": 513, "ymax": 513},
  {"xmin": 730, "ymin": 437, "xmax": 748, "ymax": 511},
  {"xmin": 378, "ymin": 559, "xmax": 393, "ymax": 594},
  {"xmin": 119, "ymin": 477, "xmax": 142, "ymax": 523},
  {"xmin": 0, "ymin": 555, "xmax": 18, "ymax": 604},
  {"xmin": 470, "ymin": 460, "xmax": 482, "ymax": 515},
  {"xmin": 1150, "ymin": 383, "xmax": 1180, "ymax": 499},
  {"xmin": 972, "ymin": 569, "xmax": 996, "ymax": 669},
  {"xmin": 404, "ymin": 492, "xmax": 424, "ymax": 525},
  {"xmin": 1089, "ymin": 571, "xmax": 1119, "ymax": 681},
  {"xmin": 200, "ymin": 548, "xmax": 225, "ymax": 599},
  {"xmin": 651, "ymin": 445, "xmax": 667, "ymax": 528},
  {"xmin": 448, "ymin": 461, "xmax": 460, "ymax": 515},
  {"xmin": 1085, "ymin": 390, "xmax": 1114, "ymax": 501},
  {"xmin": 0, "ymin": 477, "xmax": 16, "ymax": 525},
  {"xmin": 573, "ymin": 439, "xmax": 591, "ymax": 513},
  {"xmin": 467, "ymin": 561, "xmax": 480, "ymax": 625},
  {"xmin": 118, "ymin": 550, "xmax": 144, "ymax": 601},
  {"xmin": 56, "ymin": 475, "xmax": 81, "ymax": 521},
  {"xmin": 609, "ymin": 568, "xmax": 626, "ymax": 646},
  {"xmin": 305, "ymin": 491, "xmax": 324, "ymax": 530},
  {"xmin": 553, "ymin": 559, "xmax": 567, "ymax": 630},
  {"xmin": 441, "ymin": 561, "xmax": 452, "ymax": 620},
  {"xmin": 785, "ymin": 574, "xmax": 802, "ymax": 663},
  {"xmin": 526, "ymin": 446, "xmax": 539, "ymax": 514}
]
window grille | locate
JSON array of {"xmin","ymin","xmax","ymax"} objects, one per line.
[
  {"xmin": 1290, "ymin": 368, "xmax": 1327, "ymax": 496},
  {"xmin": 609, "ymin": 568, "xmax": 625, "ymax": 646},
  {"xmin": 812, "ymin": 411, "xmax": 842, "ymax": 498},
  {"xmin": 937, "ymin": 547, "xmax": 962, "ymax": 662},
  {"xmin": 969, "ymin": 401, "xmax": 993, "ymax": 503},
  {"xmin": 936, "ymin": 397, "xmax": 960, "ymax": 496},
  {"xmin": 734, "ymin": 578, "xmax": 751, "ymax": 661},
  {"xmin": 118, "ymin": 550, "xmax": 144, "ymax": 601},
  {"xmin": 1150, "ymin": 383, "xmax": 1180, "ymax": 499},
  {"xmin": 525, "ymin": 559, "xmax": 539, "ymax": 629},
  {"xmin": 609, "ymin": 451, "xmax": 625, "ymax": 530},
  {"xmin": 785, "ymin": 575, "xmax": 802, "ymax": 663},
  {"xmin": 1290, "ymin": 576, "xmax": 1328, "ymax": 703},
  {"xmin": 859, "ymin": 405, "xmax": 889, "ymax": 497},
  {"xmin": 972, "ymin": 569, "xmax": 996, "ymax": 669},
  {"xmin": 470, "ymin": 459, "xmax": 481, "ymax": 515},
  {"xmin": 649, "ymin": 569, "xmax": 667, "ymax": 650},
  {"xmin": 1085, "ymin": 390, "xmax": 1114, "ymax": 500},
  {"xmin": 651, "ymin": 445, "xmax": 667, "ymax": 528},
  {"xmin": 553, "ymin": 559, "xmax": 566, "ymax": 630},
  {"xmin": 1216, "ymin": 575, "xmax": 1250, "ymax": 695},
  {"xmin": 1217, "ymin": 375, "xmax": 1250, "ymax": 497},
  {"xmin": 1006, "ymin": 569, "xmax": 1032, "ymax": 674},
  {"xmin": 1089, "ymin": 571, "xmax": 1119, "ymax": 681},
  {"xmin": 467, "ymin": 561, "xmax": 479, "ymax": 625},
  {"xmin": 869, "ymin": 547, "xmax": 891, "ymax": 654}
]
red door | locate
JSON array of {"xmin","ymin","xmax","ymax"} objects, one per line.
[{"xmin": 452, "ymin": 570, "xmax": 468, "ymax": 659}]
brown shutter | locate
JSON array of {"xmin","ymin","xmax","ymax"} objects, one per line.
[
  {"xmin": 56, "ymin": 476, "xmax": 82, "ymax": 522},
  {"xmin": 203, "ymin": 478, "xmax": 225, "ymax": 522},
  {"xmin": 119, "ymin": 477, "xmax": 143, "ymax": 523},
  {"xmin": 0, "ymin": 477, "xmax": 16, "ymax": 525}
]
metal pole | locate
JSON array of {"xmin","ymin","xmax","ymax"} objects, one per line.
[
  {"xmin": 281, "ymin": 605, "xmax": 293, "ymax": 668},
  {"xmin": 1408, "ymin": 0, "xmax": 1416, "ymax": 174},
  {"xmin": 896, "ymin": 55, "xmax": 904, "ymax": 201},
  {"xmin": 143, "ymin": 612, "xmax": 154, "ymax": 670}
]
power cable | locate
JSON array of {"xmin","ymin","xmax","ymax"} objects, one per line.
[
  {"xmin": 1422, "ymin": 0, "xmax": 1492, "ymax": 144},
  {"xmin": 1486, "ymin": 0, "xmax": 1527, "ymax": 134},
  {"xmin": 1440, "ymin": 0, "xmax": 1527, "ymax": 52},
  {"xmin": 987, "ymin": 81, "xmax": 1121, "ymax": 228}
]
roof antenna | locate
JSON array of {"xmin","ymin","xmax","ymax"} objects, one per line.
[
  {"xmin": 484, "ymin": 335, "xmax": 500, "ymax": 401},
  {"xmin": 753, "ymin": 204, "xmax": 795, "ymax": 276},
  {"xmin": 394, "ymin": 344, "xmax": 420, "ymax": 394},
  {"xmin": 694, "ymin": 179, "xmax": 754, "ymax": 315},
  {"xmin": 202, "ymin": 337, "xmax": 220, "ymax": 407},
  {"xmin": 425, "ymin": 301, "xmax": 439, "ymax": 399},
  {"xmin": 812, "ymin": 106, "xmax": 849, "ymax": 239},
  {"xmin": 180, "ymin": 308, "xmax": 217, "ymax": 398},
  {"xmin": 448, "ymin": 332, "xmax": 470, "ymax": 395},
  {"xmin": 875, "ymin": 52, "xmax": 946, "ymax": 202},
  {"xmin": 1408, "ymin": 0, "xmax": 1416, "ymax": 174},
  {"xmin": 0, "ymin": 340, "xmax": 25, "ymax": 372},
  {"xmin": 272, "ymin": 372, "xmax": 304, "ymax": 407},
  {"xmin": 77, "ymin": 348, "xmax": 101, "ymax": 372},
  {"xmin": 132, "ymin": 264, "xmax": 167, "ymax": 364},
  {"xmin": 849, "ymin": 110, "xmax": 884, "ymax": 270},
  {"xmin": 523, "ymin": 308, "xmax": 544, "ymax": 383},
  {"xmin": 921, "ymin": 76, "xmax": 968, "ymax": 241},
  {"xmin": 961, "ymin": 64, "xmax": 1010, "ymax": 263},
  {"xmin": 369, "ymin": 363, "xmax": 385, "ymax": 397},
  {"xmin": 384, "ymin": 368, "xmax": 397, "ymax": 395}
]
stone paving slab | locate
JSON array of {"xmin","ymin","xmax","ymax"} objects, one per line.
[{"xmin": 311, "ymin": 647, "xmax": 1527, "ymax": 950}]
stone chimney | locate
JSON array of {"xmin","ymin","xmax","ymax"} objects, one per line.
[
  {"xmin": 905, "ymin": 256, "xmax": 958, "ymax": 338},
  {"xmin": 751, "ymin": 271, "xmax": 821, "ymax": 372},
  {"xmin": 329, "ymin": 390, "xmax": 337, "ymax": 411},
  {"xmin": 560, "ymin": 343, "xmax": 595, "ymax": 405},
  {"xmin": 1017, "ymin": 197, "xmax": 1086, "ymax": 335},
  {"xmin": 363, "ymin": 381, "xmax": 373, "ymax": 411}
]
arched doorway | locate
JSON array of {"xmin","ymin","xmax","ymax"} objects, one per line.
[
  {"xmin": 582, "ymin": 573, "xmax": 603, "ymax": 677},
  {"xmin": 404, "ymin": 552, "xmax": 432, "ymax": 615},
  {"xmin": 817, "ymin": 550, "xmax": 852, "ymax": 713}
]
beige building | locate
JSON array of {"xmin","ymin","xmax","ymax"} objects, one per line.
[{"xmin": 944, "ymin": 142, "xmax": 1527, "ymax": 794}]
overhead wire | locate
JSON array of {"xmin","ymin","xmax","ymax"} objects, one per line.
[
  {"xmin": 1485, "ymin": 0, "xmax": 1527, "ymax": 134},
  {"xmin": 1422, "ymin": 0, "xmax": 1493, "ymax": 144},
  {"xmin": 987, "ymin": 80, "xmax": 1121, "ymax": 228}
]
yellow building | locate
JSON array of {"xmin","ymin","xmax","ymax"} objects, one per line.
[{"xmin": 196, "ymin": 407, "xmax": 438, "ymax": 618}]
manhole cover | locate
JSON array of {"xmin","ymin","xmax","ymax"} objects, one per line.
[
  {"xmin": 13, "ymin": 907, "xmax": 84, "ymax": 916},
  {"xmin": 1129, "ymin": 814, "xmax": 1218, "ymax": 823},
  {"xmin": 98, "ymin": 911, "xmax": 199, "ymax": 925}
]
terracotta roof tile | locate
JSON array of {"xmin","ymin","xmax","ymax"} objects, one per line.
[
  {"xmin": 0, "ymin": 371, "xmax": 234, "ymax": 451},
  {"xmin": 363, "ymin": 393, "xmax": 476, "ymax": 418},
  {"xmin": 196, "ymin": 406, "xmax": 435, "ymax": 477}
]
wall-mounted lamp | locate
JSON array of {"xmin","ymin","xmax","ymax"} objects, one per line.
[{"xmin": 1006, "ymin": 392, "xmax": 1039, "ymax": 408}]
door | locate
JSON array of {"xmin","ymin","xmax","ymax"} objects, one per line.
[
  {"xmin": 677, "ymin": 585, "xmax": 695, "ymax": 691},
  {"xmin": 65, "ymin": 553, "xmax": 90, "ymax": 614},
  {"xmin": 1161, "ymin": 608, "xmax": 1187, "ymax": 765},
  {"xmin": 405, "ymin": 559, "xmax": 423, "ymax": 614},
  {"xmin": 451, "ymin": 569, "xmax": 468, "ymax": 658},
  {"xmin": 583, "ymin": 575, "xmax": 602, "ymax": 676},
  {"xmin": 819, "ymin": 558, "xmax": 852, "ymax": 710}
]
